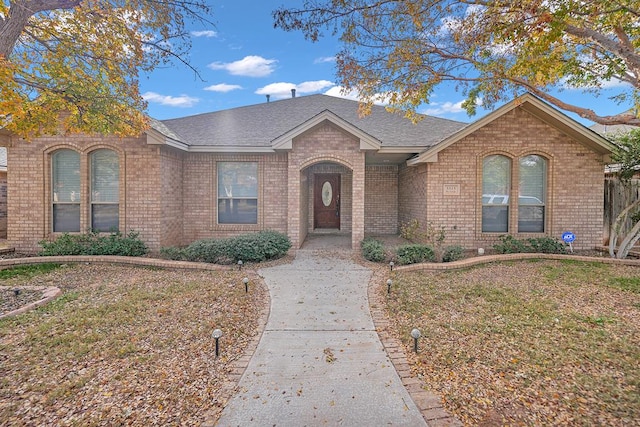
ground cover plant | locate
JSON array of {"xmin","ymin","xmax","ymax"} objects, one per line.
[
  {"xmin": 384, "ymin": 260, "xmax": 640, "ymax": 426},
  {"xmin": 162, "ymin": 230, "xmax": 291, "ymax": 264},
  {"xmin": 39, "ymin": 231, "xmax": 147, "ymax": 256},
  {"xmin": 0, "ymin": 264, "xmax": 267, "ymax": 425}
]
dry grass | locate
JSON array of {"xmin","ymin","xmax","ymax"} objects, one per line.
[
  {"xmin": 383, "ymin": 259, "xmax": 640, "ymax": 426},
  {"xmin": 0, "ymin": 263, "xmax": 268, "ymax": 426}
]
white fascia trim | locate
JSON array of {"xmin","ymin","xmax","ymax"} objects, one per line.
[
  {"xmin": 146, "ymin": 129, "xmax": 190, "ymax": 151},
  {"xmin": 378, "ymin": 146, "xmax": 425, "ymax": 154},
  {"xmin": 187, "ymin": 145, "xmax": 276, "ymax": 153}
]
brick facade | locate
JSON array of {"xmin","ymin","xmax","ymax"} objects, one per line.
[
  {"xmin": 365, "ymin": 165, "xmax": 398, "ymax": 235},
  {"xmin": 0, "ymin": 171, "xmax": 6, "ymax": 238},
  {"xmin": 2, "ymin": 104, "xmax": 608, "ymax": 253},
  {"xmin": 402, "ymin": 107, "xmax": 606, "ymax": 250}
]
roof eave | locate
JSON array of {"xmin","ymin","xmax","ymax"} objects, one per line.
[{"xmin": 409, "ymin": 93, "xmax": 616, "ymax": 165}]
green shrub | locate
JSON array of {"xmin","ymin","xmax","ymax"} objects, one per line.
[
  {"xmin": 159, "ymin": 246, "xmax": 187, "ymax": 261},
  {"xmin": 527, "ymin": 237, "xmax": 567, "ymax": 254},
  {"xmin": 39, "ymin": 231, "xmax": 147, "ymax": 257},
  {"xmin": 493, "ymin": 235, "xmax": 567, "ymax": 254},
  {"xmin": 361, "ymin": 237, "xmax": 385, "ymax": 262},
  {"xmin": 396, "ymin": 244, "xmax": 435, "ymax": 265},
  {"xmin": 493, "ymin": 235, "xmax": 531, "ymax": 254},
  {"xmin": 225, "ymin": 230, "xmax": 292, "ymax": 262},
  {"xmin": 184, "ymin": 238, "xmax": 231, "ymax": 264},
  {"xmin": 181, "ymin": 230, "xmax": 291, "ymax": 264},
  {"xmin": 443, "ymin": 245, "xmax": 465, "ymax": 262}
]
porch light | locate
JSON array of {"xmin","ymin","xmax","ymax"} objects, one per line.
[
  {"xmin": 212, "ymin": 329, "xmax": 223, "ymax": 357},
  {"xmin": 243, "ymin": 277, "xmax": 249, "ymax": 293},
  {"xmin": 410, "ymin": 328, "xmax": 421, "ymax": 353},
  {"xmin": 387, "ymin": 279, "xmax": 392, "ymax": 295}
]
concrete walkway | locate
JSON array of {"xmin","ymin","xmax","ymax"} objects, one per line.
[{"xmin": 215, "ymin": 248, "xmax": 427, "ymax": 426}]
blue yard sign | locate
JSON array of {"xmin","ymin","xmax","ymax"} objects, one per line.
[{"xmin": 562, "ymin": 231, "xmax": 575, "ymax": 253}]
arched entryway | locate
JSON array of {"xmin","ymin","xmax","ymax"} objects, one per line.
[{"xmin": 288, "ymin": 156, "xmax": 365, "ymax": 251}]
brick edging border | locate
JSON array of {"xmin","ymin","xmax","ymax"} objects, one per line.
[
  {"xmin": 395, "ymin": 252, "xmax": 640, "ymax": 273},
  {"xmin": 1, "ymin": 255, "xmax": 271, "ymax": 427},
  {"xmin": 367, "ymin": 265, "xmax": 462, "ymax": 427},
  {"xmin": 0, "ymin": 286, "xmax": 62, "ymax": 320}
]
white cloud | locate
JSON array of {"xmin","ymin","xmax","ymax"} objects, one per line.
[
  {"xmin": 324, "ymin": 86, "xmax": 391, "ymax": 105},
  {"xmin": 204, "ymin": 83, "xmax": 243, "ymax": 93},
  {"xmin": 191, "ymin": 30, "xmax": 217, "ymax": 38},
  {"xmin": 208, "ymin": 55, "xmax": 277, "ymax": 77},
  {"xmin": 314, "ymin": 56, "xmax": 336, "ymax": 64},
  {"xmin": 142, "ymin": 91, "xmax": 199, "ymax": 107},
  {"xmin": 422, "ymin": 100, "xmax": 465, "ymax": 116},
  {"xmin": 255, "ymin": 80, "xmax": 335, "ymax": 99},
  {"xmin": 562, "ymin": 76, "xmax": 632, "ymax": 90}
]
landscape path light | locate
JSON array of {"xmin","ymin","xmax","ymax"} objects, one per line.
[
  {"xmin": 238, "ymin": 260, "xmax": 243, "ymax": 270},
  {"xmin": 387, "ymin": 279, "xmax": 393, "ymax": 295},
  {"xmin": 389, "ymin": 261, "xmax": 394, "ymax": 271},
  {"xmin": 243, "ymin": 277, "xmax": 249, "ymax": 293},
  {"xmin": 212, "ymin": 329, "xmax": 223, "ymax": 358},
  {"xmin": 411, "ymin": 328, "xmax": 421, "ymax": 353}
]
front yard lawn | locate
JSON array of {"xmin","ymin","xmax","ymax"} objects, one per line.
[
  {"xmin": 0, "ymin": 264, "xmax": 267, "ymax": 425},
  {"xmin": 387, "ymin": 260, "xmax": 639, "ymax": 426}
]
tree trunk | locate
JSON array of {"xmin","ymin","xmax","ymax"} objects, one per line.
[
  {"xmin": 610, "ymin": 198, "xmax": 640, "ymax": 258},
  {"xmin": 0, "ymin": 0, "xmax": 82, "ymax": 57}
]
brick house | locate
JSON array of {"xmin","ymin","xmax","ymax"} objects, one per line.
[
  {"xmin": 0, "ymin": 147, "xmax": 6, "ymax": 239},
  {"xmin": 0, "ymin": 93, "xmax": 614, "ymax": 253}
]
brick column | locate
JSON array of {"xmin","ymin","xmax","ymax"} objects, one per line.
[
  {"xmin": 287, "ymin": 157, "xmax": 301, "ymax": 249},
  {"xmin": 351, "ymin": 152, "xmax": 365, "ymax": 250}
]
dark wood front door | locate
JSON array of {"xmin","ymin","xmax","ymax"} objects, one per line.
[{"xmin": 314, "ymin": 174, "xmax": 341, "ymax": 229}]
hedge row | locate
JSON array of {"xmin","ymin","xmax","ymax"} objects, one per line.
[{"xmin": 161, "ymin": 230, "xmax": 291, "ymax": 264}]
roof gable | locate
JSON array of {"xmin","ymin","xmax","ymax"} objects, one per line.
[
  {"xmin": 155, "ymin": 94, "xmax": 467, "ymax": 152},
  {"xmin": 271, "ymin": 110, "xmax": 381, "ymax": 151},
  {"xmin": 408, "ymin": 93, "xmax": 615, "ymax": 165}
]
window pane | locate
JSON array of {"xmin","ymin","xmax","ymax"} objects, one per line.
[
  {"xmin": 518, "ymin": 206, "xmax": 545, "ymax": 232},
  {"xmin": 53, "ymin": 204, "xmax": 80, "ymax": 232},
  {"xmin": 91, "ymin": 149, "xmax": 119, "ymax": 203},
  {"xmin": 482, "ymin": 206, "xmax": 509, "ymax": 232},
  {"xmin": 92, "ymin": 204, "xmax": 119, "ymax": 232},
  {"xmin": 519, "ymin": 155, "xmax": 546, "ymax": 203},
  {"xmin": 218, "ymin": 162, "xmax": 258, "ymax": 199},
  {"xmin": 519, "ymin": 155, "xmax": 546, "ymax": 233},
  {"xmin": 482, "ymin": 155, "xmax": 510, "ymax": 232},
  {"xmin": 218, "ymin": 162, "xmax": 258, "ymax": 224},
  {"xmin": 52, "ymin": 150, "xmax": 80, "ymax": 203},
  {"xmin": 218, "ymin": 199, "xmax": 258, "ymax": 224}
]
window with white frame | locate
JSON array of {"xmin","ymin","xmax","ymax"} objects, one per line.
[
  {"xmin": 482, "ymin": 155, "xmax": 511, "ymax": 232},
  {"xmin": 90, "ymin": 149, "xmax": 119, "ymax": 232},
  {"xmin": 217, "ymin": 162, "xmax": 258, "ymax": 224},
  {"xmin": 52, "ymin": 149, "xmax": 81, "ymax": 232},
  {"xmin": 481, "ymin": 154, "xmax": 548, "ymax": 234},
  {"xmin": 518, "ymin": 155, "xmax": 547, "ymax": 233}
]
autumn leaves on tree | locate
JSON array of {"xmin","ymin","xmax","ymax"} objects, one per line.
[
  {"xmin": 274, "ymin": 0, "xmax": 639, "ymax": 126},
  {"xmin": 0, "ymin": 0, "xmax": 213, "ymax": 138}
]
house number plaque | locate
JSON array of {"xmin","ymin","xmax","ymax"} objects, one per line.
[{"xmin": 443, "ymin": 183, "xmax": 460, "ymax": 196}]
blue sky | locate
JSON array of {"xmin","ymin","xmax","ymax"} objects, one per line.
[{"xmin": 140, "ymin": 1, "xmax": 631, "ymax": 126}]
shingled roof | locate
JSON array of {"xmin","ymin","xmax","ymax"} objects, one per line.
[{"xmin": 157, "ymin": 94, "xmax": 467, "ymax": 150}]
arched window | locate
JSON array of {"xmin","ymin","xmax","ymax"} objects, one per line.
[
  {"xmin": 518, "ymin": 155, "xmax": 547, "ymax": 232},
  {"xmin": 90, "ymin": 149, "xmax": 119, "ymax": 231},
  {"xmin": 482, "ymin": 155, "xmax": 511, "ymax": 232},
  {"xmin": 52, "ymin": 149, "xmax": 81, "ymax": 232}
]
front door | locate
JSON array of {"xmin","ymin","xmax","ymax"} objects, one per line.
[{"xmin": 314, "ymin": 174, "xmax": 341, "ymax": 229}]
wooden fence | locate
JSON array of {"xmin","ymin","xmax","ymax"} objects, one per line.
[{"xmin": 604, "ymin": 177, "xmax": 640, "ymax": 245}]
